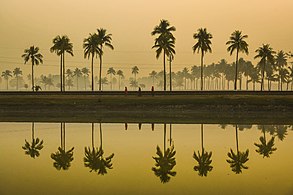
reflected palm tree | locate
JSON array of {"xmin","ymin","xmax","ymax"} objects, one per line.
[
  {"xmin": 51, "ymin": 123, "xmax": 74, "ymax": 170},
  {"xmin": 22, "ymin": 122, "xmax": 44, "ymax": 158},
  {"xmin": 254, "ymin": 125, "xmax": 277, "ymax": 158},
  {"xmin": 226, "ymin": 125, "xmax": 249, "ymax": 174},
  {"xmin": 193, "ymin": 124, "xmax": 213, "ymax": 177},
  {"xmin": 84, "ymin": 123, "xmax": 114, "ymax": 175},
  {"xmin": 274, "ymin": 125, "xmax": 288, "ymax": 141},
  {"xmin": 152, "ymin": 124, "xmax": 176, "ymax": 183}
]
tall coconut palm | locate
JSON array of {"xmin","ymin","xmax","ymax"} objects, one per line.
[
  {"xmin": 51, "ymin": 123, "xmax": 74, "ymax": 170},
  {"xmin": 96, "ymin": 28, "xmax": 114, "ymax": 91},
  {"xmin": 151, "ymin": 20, "xmax": 176, "ymax": 91},
  {"xmin": 226, "ymin": 31, "xmax": 249, "ymax": 90},
  {"xmin": 84, "ymin": 123, "xmax": 114, "ymax": 175},
  {"xmin": 193, "ymin": 124, "xmax": 213, "ymax": 177},
  {"xmin": 73, "ymin": 68, "xmax": 82, "ymax": 90},
  {"xmin": 254, "ymin": 44, "xmax": 275, "ymax": 91},
  {"xmin": 50, "ymin": 35, "xmax": 73, "ymax": 91},
  {"xmin": 152, "ymin": 124, "xmax": 176, "ymax": 183},
  {"xmin": 226, "ymin": 125, "xmax": 249, "ymax": 174},
  {"xmin": 107, "ymin": 67, "xmax": 116, "ymax": 90},
  {"xmin": 21, "ymin": 46, "xmax": 43, "ymax": 91},
  {"xmin": 13, "ymin": 68, "xmax": 22, "ymax": 90},
  {"xmin": 81, "ymin": 67, "xmax": 90, "ymax": 90},
  {"xmin": 275, "ymin": 50, "xmax": 287, "ymax": 90},
  {"xmin": 83, "ymin": 33, "xmax": 101, "ymax": 91},
  {"xmin": 22, "ymin": 122, "xmax": 44, "ymax": 158},
  {"xmin": 116, "ymin": 70, "xmax": 124, "ymax": 90},
  {"xmin": 193, "ymin": 28, "xmax": 213, "ymax": 91},
  {"xmin": 1, "ymin": 70, "xmax": 12, "ymax": 90},
  {"xmin": 131, "ymin": 66, "xmax": 139, "ymax": 82}
]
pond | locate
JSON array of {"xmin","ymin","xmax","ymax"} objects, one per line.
[{"xmin": 1, "ymin": 122, "xmax": 293, "ymax": 195}]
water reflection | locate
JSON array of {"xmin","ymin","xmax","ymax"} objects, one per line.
[
  {"xmin": 193, "ymin": 124, "xmax": 213, "ymax": 177},
  {"xmin": 84, "ymin": 123, "xmax": 114, "ymax": 175},
  {"xmin": 22, "ymin": 122, "xmax": 44, "ymax": 158},
  {"xmin": 254, "ymin": 125, "xmax": 277, "ymax": 158},
  {"xmin": 152, "ymin": 124, "xmax": 177, "ymax": 183},
  {"xmin": 226, "ymin": 125, "xmax": 249, "ymax": 174},
  {"xmin": 51, "ymin": 123, "xmax": 74, "ymax": 170}
]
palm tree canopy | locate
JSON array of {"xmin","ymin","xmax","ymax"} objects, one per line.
[
  {"xmin": 151, "ymin": 19, "xmax": 176, "ymax": 40},
  {"xmin": 22, "ymin": 138, "xmax": 44, "ymax": 158},
  {"xmin": 152, "ymin": 145, "xmax": 176, "ymax": 183},
  {"xmin": 51, "ymin": 147, "xmax": 74, "ymax": 170},
  {"xmin": 193, "ymin": 149, "xmax": 213, "ymax": 177},
  {"xmin": 116, "ymin": 70, "xmax": 124, "ymax": 78},
  {"xmin": 1, "ymin": 70, "xmax": 12, "ymax": 79},
  {"xmin": 132, "ymin": 66, "xmax": 139, "ymax": 74},
  {"xmin": 83, "ymin": 33, "xmax": 102, "ymax": 59},
  {"xmin": 50, "ymin": 35, "xmax": 74, "ymax": 56},
  {"xmin": 226, "ymin": 149, "xmax": 249, "ymax": 174},
  {"xmin": 275, "ymin": 50, "xmax": 287, "ymax": 69},
  {"xmin": 13, "ymin": 68, "xmax": 22, "ymax": 77},
  {"xmin": 254, "ymin": 136, "xmax": 277, "ymax": 158},
  {"xmin": 226, "ymin": 30, "xmax": 249, "ymax": 56},
  {"xmin": 192, "ymin": 28, "xmax": 213, "ymax": 56},
  {"xmin": 254, "ymin": 44, "xmax": 275, "ymax": 64},
  {"xmin": 81, "ymin": 67, "xmax": 90, "ymax": 76},
  {"xmin": 152, "ymin": 34, "xmax": 176, "ymax": 59},
  {"xmin": 73, "ymin": 68, "xmax": 82, "ymax": 77},
  {"xmin": 22, "ymin": 46, "xmax": 43, "ymax": 65},
  {"xmin": 107, "ymin": 67, "xmax": 116, "ymax": 75},
  {"xmin": 97, "ymin": 28, "xmax": 114, "ymax": 50}
]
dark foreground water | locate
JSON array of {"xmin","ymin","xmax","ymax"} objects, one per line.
[{"xmin": 1, "ymin": 122, "xmax": 293, "ymax": 195}]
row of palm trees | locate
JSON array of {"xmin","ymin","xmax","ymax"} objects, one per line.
[
  {"xmin": 19, "ymin": 19, "xmax": 292, "ymax": 92},
  {"xmin": 22, "ymin": 123, "xmax": 287, "ymax": 182}
]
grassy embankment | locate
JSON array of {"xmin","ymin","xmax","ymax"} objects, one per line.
[{"xmin": 0, "ymin": 94, "xmax": 292, "ymax": 124}]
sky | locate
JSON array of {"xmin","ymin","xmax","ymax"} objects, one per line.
[{"xmin": 0, "ymin": 0, "xmax": 293, "ymax": 78}]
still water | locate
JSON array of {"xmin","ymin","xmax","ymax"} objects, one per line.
[{"xmin": 1, "ymin": 122, "xmax": 293, "ymax": 195}]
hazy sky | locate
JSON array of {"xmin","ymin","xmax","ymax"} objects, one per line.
[{"xmin": 0, "ymin": 0, "xmax": 292, "ymax": 77}]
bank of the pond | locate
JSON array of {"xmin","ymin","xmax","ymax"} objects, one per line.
[{"xmin": 0, "ymin": 93, "xmax": 292, "ymax": 124}]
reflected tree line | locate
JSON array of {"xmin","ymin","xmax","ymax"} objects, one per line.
[{"xmin": 22, "ymin": 123, "xmax": 292, "ymax": 183}]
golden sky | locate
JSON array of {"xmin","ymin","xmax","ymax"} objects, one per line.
[{"xmin": 0, "ymin": 0, "xmax": 292, "ymax": 77}]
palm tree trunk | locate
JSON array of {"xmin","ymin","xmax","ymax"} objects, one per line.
[
  {"xmin": 201, "ymin": 51, "xmax": 204, "ymax": 91},
  {"xmin": 163, "ymin": 50, "xmax": 166, "ymax": 91},
  {"xmin": 164, "ymin": 124, "xmax": 166, "ymax": 152},
  {"xmin": 169, "ymin": 124, "xmax": 172, "ymax": 146},
  {"xmin": 201, "ymin": 124, "xmax": 204, "ymax": 151},
  {"xmin": 32, "ymin": 59, "xmax": 35, "ymax": 91},
  {"xmin": 91, "ymin": 54, "xmax": 94, "ymax": 91},
  {"xmin": 16, "ymin": 76, "xmax": 19, "ymax": 90},
  {"xmin": 32, "ymin": 122, "xmax": 35, "ymax": 140},
  {"xmin": 99, "ymin": 123, "xmax": 103, "ymax": 149},
  {"xmin": 234, "ymin": 49, "xmax": 239, "ymax": 91},
  {"xmin": 111, "ymin": 74, "xmax": 113, "ymax": 90},
  {"xmin": 6, "ymin": 78, "xmax": 8, "ymax": 90},
  {"xmin": 84, "ymin": 76, "xmax": 86, "ymax": 90},
  {"xmin": 60, "ymin": 54, "xmax": 63, "ymax": 92},
  {"xmin": 92, "ymin": 123, "xmax": 94, "ymax": 148},
  {"xmin": 235, "ymin": 125, "xmax": 239, "ymax": 154},
  {"xmin": 246, "ymin": 75, "xmax": 249, "ymax": 90},
  {"xmin": 119, "ymin": 76, "xmax": 121, "ymax": 90},
  {"xmin": 169, "ymin": 56, "xmax": 172, "ymax": 91},
  {"xmin": 99, "ymin": 53, "xmax": 103, "ymax": 91},
  {"xmin": 261, "ymin": 59, "xmax": 266, "ymax": 91},
  {"xmin": 63, "ymin": 52, "xmax": 65, "ymax": 91}
]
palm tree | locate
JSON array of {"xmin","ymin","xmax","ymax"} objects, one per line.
[
  {"xmin": 168, "ymin": 54, "xmax": 174, "ymax": 91},
  {"xmin": 151, "ymin": 20, "xmax": 176, "ymax": 91},
  {"xmin": 254, "ymin": 125, "xmax": 277, "ymax": 158},
  {"xmin": 100, "ymin": 77, "xmax": 109, "ymax": 90},
  {"xmin": 50, "ymin": 35, "xmax": 74, "ymax": 91},
  {"xmin": 149, "ymin": 70, "xmax": 157, "ymax": 86},
  {"xmin": 275, "ymin": 50, "xmax": 288, "ymax": 90},
  {"xmin": 81, "ymin": 67, "xmax": 90, "ymax": 90},
  {"xmin": 1, "ymin": 70, "xmax": 12, "ymax": 90},
  {"xmin": 193, "ymin": 124, "xmax": 213, "ymax": 177},
  {"xmin": 107, "ymin": 67, "xmax": 116, "ymax": 90},
  {"xmin": 96, "ymin": 28, "xmax": 114, "ymax": 91},
  {"xmin": 13, "ymin": 68, "xmax": 22, "ymax": 90},
  {"xmin": 226, "ymin": 31, "xmax": 249, "ymax": 90},
  {"xmin": 226, "ymin": 125, "xmax": 249, "ymax": 174},
  {"xmin": 116, "ymin": 70, "xmax": 124, "ymax": 90},
  {"xmin": 130, "ymin": 79, "xmax": 138, "ymax": 90},
  {"xmin": 73, "ymin": 68, "xmax": 82, "ymax": 90},
  {"xmin": 152, "ymin": 124, "xmax": 176, "ymax": 183},
  {"xmin": 51, "ymin": 123, "xmax": 74, "ymax": 170},
  {"xmin": 22, "ymin": 122, "xmax": 44, "ymax": 158},
  {"xmin": 193, "ymin": 28, "xmax": 213, "ymax": 91},
  {"xmin": 84, "ymin": 123, "xmax": 114, "ymax": 175},
  {"xmin": 84, "ymin": 33, "xmax": 101, "ymax": 91},
  {"xmin": 131, "ymin": 66, "xmax": 139, "ymax": 81},
  {"xmin": 21, "ymin": 46, "xmax": 43, "ymax": 91},
  {"xmin": 254, "ymin": 44, "xmax": 275, "ymax": 91}
]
